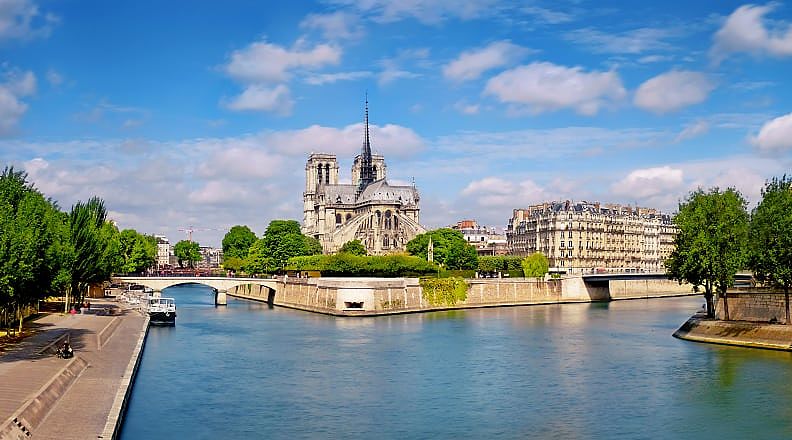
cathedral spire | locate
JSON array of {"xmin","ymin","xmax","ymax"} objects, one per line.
[{"xmin": 358, "ymin": 93, "xmax": 375, "ymax": 193}]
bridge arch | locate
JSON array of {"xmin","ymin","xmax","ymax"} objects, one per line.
[{"xmin": 114, "ymin": 277, "xmax": 279, "ymax": 306}]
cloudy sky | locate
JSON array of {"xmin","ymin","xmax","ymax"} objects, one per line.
[{"xmin": 2, "ymin": 0, "xmax": 792, "ymax": 246}]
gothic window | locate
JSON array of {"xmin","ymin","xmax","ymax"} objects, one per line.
[
  {"xmin": 317, "ymin": 165, "xmax": 323, "ymax": 184},
  {"xmin": 373, "ymin": 165, "xmax": 378, "ymax": 179},
  {"xmin": 325, "ymin": 163, "xmax": 330, "ymax": 184},
  {"xmin": 383, "ymin": 235, "xmax": 389, "ymax": 247},
  {"xmin": 336, "ymin": 214, "xmax": 342, "ymax": 225},
  {"xmin": 394, "ymin": 216, "xmax": 398, "ymax": 229},
  {"xmin": 385, "ymin": 210, "xmax": 392, "ymax": 229},
  {"xmin": 345, "ymin": 213, "xmax": 352, "ymax": 222}
]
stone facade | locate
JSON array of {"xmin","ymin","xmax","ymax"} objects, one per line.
[
  {"xmin": 451, "ymin": 220, "xmax": 509, "ymax": 256},
  {"xmin": 301, "ymin": 103, "xmax": 425, "ymax": 255},
  {"xmin": 507, "ymin": 200, "xmax": 677, "ymax": 274},
  {"xmin": 717, "ymin": 291, "xmax": 791, "ymax": 324},
  {"xmin": 227, "ymin": 276, "xmax": 694, "ymax": 315}
]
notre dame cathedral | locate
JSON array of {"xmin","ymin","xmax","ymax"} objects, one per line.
[{"xmin": 301, "ymin": 101, "xmax": 425, "ymax": 255}]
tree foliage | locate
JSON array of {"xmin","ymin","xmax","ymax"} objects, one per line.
[
  {"xmin": 174, "ymin": 240, "xmax": 202, "ymax": 268},
  {"xmin": 339, "ymin": 240, "xmax": 367, "ymax": 256},
  {"xmin": 478, "ymin": 256, "xmax": 524, "ymax": 272},
  {"xmin": 286, "ymin": 253, "xmax": 438, "ymax": 277},
  {"xmin": 750, "ymin": 175, "xmax": 792, "ymax": 322},
  {"xmin": 222, "ymin": 225, "xmax": 257, "ymax": 259},
  {"xmin": 119, "ymin": 229, "xmax": 156, "ymax": 273},
  {"xmin": 666, "ymin": 188, "xmax": 749, "ymax": 318},
  {"xmin": 67, "ymin": 197, "xmax": 121, "ymax": 308},
  {"xmin": 0, "ymin": 167, "xmax": 63, "ymax": 331},
  {"xmin": 406, "ymin": 228, "xmax": 478, "ymax": 270},
  {"xmin": 241, "ymin": 220, "xmax": 322, "ymax": 274},
  {"xmin": 522, "ymin": 252, "xmax": 549, "ymax": 278}
]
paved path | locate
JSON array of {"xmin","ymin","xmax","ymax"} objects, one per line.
[{"xmin": 0, "ymin": 300, "xmax": 148, "ymax": 440}]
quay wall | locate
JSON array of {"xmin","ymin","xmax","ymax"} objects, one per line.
[
  {"xmin": 609, "ymin": 279, "xmax": 692, "ymax": 299},
  {"xmin": 716, "ymin": 291, "xmax": 790, "ymax": 324},
  {"xmin": 228, "ymin": 276, "xmax": 693, "ymax": 316}
]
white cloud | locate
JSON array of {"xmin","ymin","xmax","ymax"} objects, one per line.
[
  {"xmin": 224, "ymin": 39, "xmax": 341, "ymax": 84},
  {"xmin": 45, "ymin": 69, "xmax": 62, "ymax": 86},
  {"xmin": 300, "ymin": 11, "xmax": 364, "ymax": 40},
  {"xmin": 265, "ymin": 122, "xmax": 425, "ymax": 158},
  {"xmin": 197, "ymin": 148, "xmax": 284, "ymax": 179},
  {"xmin": 564, "ymin": 27, "xmax": 679, "ymax": 54},
  {"xmin": 0, "ymin": 0, "xmax": 57, "ymax": 41},
  {"xmin": 378, "ymin": 48, "xmax": 429, "ymax": 85},
  {"xmin": 443, "ymin": 40, "xmax": 531, "ymax": 81},
  {"xmin": 484, "ymin": 62, "xmax": 626, "ymax": 115},
  {"xmin": 327, "ymin": 0, "xmax": 502, "ymax": 24},
  {"xmin": 711, "ymin": 4, "xmax": 792, "ymax": 63},
  {"xmin": 5, "ymin": 69, "xmax": 36, "ymax": 96},
  {"xmin": 304, "ymin": 71, "xmax": 372, "ymax": 85},
  {"xmin": 634, "ymin": 70, "xmax": 715, "ymax": 114},
  {"xmin": 453, "ymin": 100, "xmax": 480, "ymax": 115},
  {"xmin": 675, "ymin": 120, "xmax": 710, "ymax": 143},
  {"xmin": 750, "ymin": 112, "xmax": 792, "ymax": 152},
  {"xmin": 462, "ymin": 176, "xmax": 549, "ymax": 208},
  {"xmin": 522, "ymin": 6, "xmax": 574, "ymax": 24},
  {"xmin": 611, "ymin": 166, "xmax": 684, "ymax": 199},
  {"xmin": 0, "ymin": 69, "xmax": 35, "ymax": 135},
  {"xmin": 224, "ymin": 84, "xmax": 293, "ymax": 114}
]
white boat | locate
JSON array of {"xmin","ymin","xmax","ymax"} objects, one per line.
[{"xmin": 147, "ymin": 297, "xmax": 177, "ymax": 326}]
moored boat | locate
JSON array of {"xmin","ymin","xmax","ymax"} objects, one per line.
[{"xmin": 148, "ymin": 297, "xmax": 177, "ymax": 326}]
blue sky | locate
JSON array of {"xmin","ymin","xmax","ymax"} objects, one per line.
[{"xmin": 2, "ymin": 0, "xmax": 792, "ymax": 246}]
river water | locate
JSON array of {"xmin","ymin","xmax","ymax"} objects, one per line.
[{"xmin": 120, "ymin": 284, "xmax": 792, "ymax": 440}]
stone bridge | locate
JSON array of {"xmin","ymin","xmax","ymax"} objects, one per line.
[{"xmin": 114, "ymin": 276, "xmax": 279, "ymax": 305}]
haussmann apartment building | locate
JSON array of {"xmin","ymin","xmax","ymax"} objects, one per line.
[{"xmin": 506, "ymin": 200, "xmax": 677, "ymax": 275}]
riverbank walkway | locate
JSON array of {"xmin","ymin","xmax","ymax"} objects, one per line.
[{"xmin": 0, "ymin": 300, "xmax": 148, "ymax": 440}]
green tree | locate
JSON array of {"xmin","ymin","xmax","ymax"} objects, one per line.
[
  {"xmin": 0, "ymin": 167, "xmax": 62, "ymax": 332},
  {"xmin": 406, "ymin": 228, "xmax": 478, "ymax": 270},
  {"xmin": 246, "ymin": 220, "xmax": 323, "ymax": 272},
  {"xmin": 67, "ymin": 197, "xmax": 121, "ymax": 311},
  {"xmin": 522, "ymin": 252, "xmax": 549, "ymax": 278},
  {"xmin": 340, "ymin": 239, "xmax": 367, "ymax": 256},
  {"xmin": 242, "ymin": 239, "xmax": 272, "ymax": 274},
  {"xmin": 119, "ymin": 229, "xmax": 156, "ymax": 274},
  {"xmin": 222, "ymin": 256, "xmax": 244, "ymax": 273},
  {"xmin": 666, "ymin": 188, "xmax": 749, "ymax": 319},
  {"xmin": 174, "ymin": 240, "xmax": 202, "ymax": 268},
  {"xmin": 222, "ymin": 225, "xmax": 257, "ymax": 259},
  {"xmin": 750, "ymin": 175, "xmax": 792, "ymax": 323}
]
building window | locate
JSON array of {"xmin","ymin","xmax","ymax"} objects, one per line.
[
  {"xmin": 335, "ymin": 214, "xmax": 342, "ymax": 225},
  {"xmin": 325, "ymin": 163, "xmax": 330, "ymax": 184}
]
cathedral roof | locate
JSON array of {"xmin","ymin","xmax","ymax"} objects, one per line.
[{"xmin": 319, "ymin": 179, "xmax": 419, "ymax": 207}]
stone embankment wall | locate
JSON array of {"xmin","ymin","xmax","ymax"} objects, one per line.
[
  {"xmin": 716, "ymin": 291, "xmax": 790, "ymax": 324},
  {"xmin": 228, "ymin": 276, "xmax": 693, "ymax": 316}
]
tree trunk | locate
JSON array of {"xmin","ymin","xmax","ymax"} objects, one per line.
[
  {"xmin": 17, "ymin": 305, "xmax": 23, "ymax": 334},
  {"xmin": 705, "ymin": 292, "xmax": 715, "ymax": 318},
  {"xmin": 722, "ymin": 291, "xmax": 730, "ymax": 321}
]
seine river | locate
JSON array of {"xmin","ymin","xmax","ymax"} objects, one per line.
[{"xmin": 120, "ymin": 284, "xmax": 792, "ymax": 440}]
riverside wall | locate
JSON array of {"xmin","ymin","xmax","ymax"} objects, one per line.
[
  {"xmin": 715, "ymin": 290, "xmax": 790, "ymax": 324},
  {"xmin": 227, "ymin": 276, "xmax": 694, "ymax": 316}
]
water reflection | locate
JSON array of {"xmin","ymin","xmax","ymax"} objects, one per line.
[{"xmin": 122, "ymin": 286, "xmax": 792, "ymax": 440}]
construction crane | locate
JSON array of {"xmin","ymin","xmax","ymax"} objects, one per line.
[{"xmin": 178, "ymin": 226, "xmax": 219, "ymax": 242}]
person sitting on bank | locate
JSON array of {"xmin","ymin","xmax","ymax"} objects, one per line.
[{"xmin": 57, "ymin": 341, "xmax": 74, "ymax": 359}]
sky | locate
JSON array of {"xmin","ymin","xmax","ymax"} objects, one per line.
[{"xmin": 2, "ymin": 0, "xmax": 792, "ymax": 247}]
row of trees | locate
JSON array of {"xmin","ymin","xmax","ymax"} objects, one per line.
[
  {"xmin": 221, "ymin": 221, "xmax": 322, "ymax": 274},
  {"xmin": 1, "ymin": 167, "xmax": 157, "ymax": 332},
  {"xmin": 668, "ymin": 176, "xmax": 792, "ymax": 320}
]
